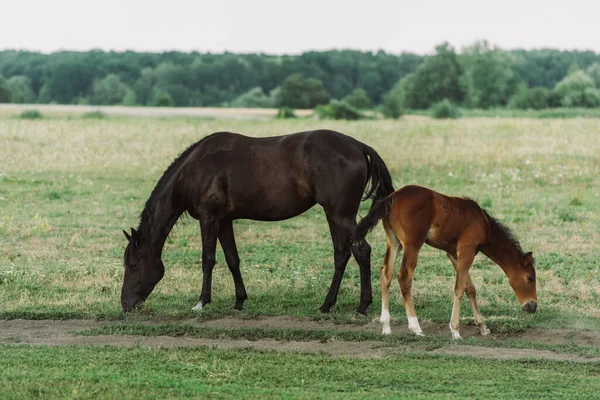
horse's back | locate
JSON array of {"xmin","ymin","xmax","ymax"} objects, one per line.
[{"xmin": 176, "ymin": 130, "xmax": 369, "ymax": 220}]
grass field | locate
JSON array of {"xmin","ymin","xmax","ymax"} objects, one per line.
[{"xmin": 1, "ymin": 112, "xmax": 599, "ymax": 398}]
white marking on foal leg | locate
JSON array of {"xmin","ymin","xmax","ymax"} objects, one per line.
[
  {"xmin": 408, "ymin": 316, "xmax": 424, "ymax": 336},
  {"xmin": 192, "ymin": 301, "xmax": 203, "ymax": 311},
  {"xmin": 380, "ymin": 308, "xmax": 391, "ymax": 335}
]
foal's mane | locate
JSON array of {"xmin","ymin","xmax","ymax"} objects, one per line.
[
  {"xmin": 481, "ymin": 209, "xmax": 524, "ymax": 256},
  {"xmin": 137, "ymin": 133, "xmax": 219, "ymax": 232}
]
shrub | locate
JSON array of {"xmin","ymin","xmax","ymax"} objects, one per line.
[
  {"xmin": 315, "ymin": 100, "xmax": 365, "ymax": 120},
  {"xmin": 230, "ymin": 87, "xmax": 274, "ymax": 108},
  {"xmin": 431, "ymin": 99, "xmax": 461, "ymax": 119},
  {"xmin": 150, "ymin": 89, "xmax": 173, "ymax": 107},
  {"xmin": 342, "ymin": 88, "xmax": 373, "ymax": 109},
  {"xmin": 508, "ymin": 87, "xmax": 558, "ymax": 110},
  {"xmin": 18, "ymin": 110, "xmax": 43, "ymax": 119},
  {"xmin": 82, "ymin": 111, "xmax": 107, "ymax": 119},
  {"xmin": 275, "ymin": 107, "xmax": 296, "ymax": 119}
]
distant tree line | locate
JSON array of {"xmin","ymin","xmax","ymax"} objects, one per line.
[{"xmin": 1, "ymin": 42, "xmax": 600, "ymax": 114}]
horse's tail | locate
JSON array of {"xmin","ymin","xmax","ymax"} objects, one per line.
[
  {"xmin": 361, "ymin": 145, "xmax": 394, "ymax": 202},
  {"xmin": 353, "ymin": 196, "xmax": 393, "ymax": 244},
  {"xmin": 353, "ymin": 145, "xmax": 394, "ymax": 244}
]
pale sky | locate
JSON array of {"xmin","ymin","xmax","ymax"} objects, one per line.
[{"xmin": 1, "ymin": 0, "xmax": 598, "ymax": 55}]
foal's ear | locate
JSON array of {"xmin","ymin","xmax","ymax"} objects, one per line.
[
  {"xmin": 123, "ymin": 230, "xmax": 132, "ymax": 241},
  {"xmin": 522, "ymin": 252, "xmax": 534, "ymax": 266}
]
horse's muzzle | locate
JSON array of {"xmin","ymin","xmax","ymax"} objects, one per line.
[{"xmin": 521, "ymin": 300, "xmax": 537, "ymax": 313}]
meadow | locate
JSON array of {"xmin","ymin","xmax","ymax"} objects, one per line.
[{"xmin": 1, "ymin": 111, "xmax": 599, "ymax": 398}]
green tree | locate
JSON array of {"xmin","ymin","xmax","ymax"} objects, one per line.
[
  {"xmin": 343, "ymin": 88, "xmax": 373, "ymax": 109},
  {"xmin": 460, "ymin": 41, "xmax": 519, "ymax": 108},
  {"xmin": 7, "ymin": 75, "xmax": 35, "ymax": 103},
  {"xmin": 586, "ymin": 63, "xmax": 600, "ymax": 87},
  {"xmin": 407, "ymin": 43, "xmax": 466, "ymax": 109},
  {"xmin": 0, "ymin": 74, "xmax": 12, "ymax": 103},
  {"xmin": 381, "ymin": 74, "xmax": 414, "ymax": 118},
  {"xmin": 92, "ymin": 74, "xmax": 127, "ymax": 105},
  {"xmin": 275, "ymin": 73, "xmax": 330, "ymax": 109},
  {"xmin": 554, "ymin": 70, "xmax": 600, "ymax": 107},
  {"xmin": 508, "ymin": 86, "xmax": 558, "ymax": 109}
]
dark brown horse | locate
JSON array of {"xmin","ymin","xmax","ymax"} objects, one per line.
[
  {"xmin": 122, "ymin": 129, "xmax": 394, "ymax": 315},
  {"xmin": 353, "ymin": 185, "xmax": 537, "ymax": 339}
]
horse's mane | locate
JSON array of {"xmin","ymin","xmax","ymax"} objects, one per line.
[
  {"xmin": 481, "ymin": 209, "xmax": 524, "ymax": 256},
  {"xmin": 137, "ymin": 133, "xmax": 219, "ymax": 232}
]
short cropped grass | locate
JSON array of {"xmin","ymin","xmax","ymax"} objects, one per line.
[
  {"xmin": 2, "ymin": 345, "xmax": 599, "ymax": 400},
  {"xmin": 1, "ymin": 117, "xmax": 599, "ymax": 330}
]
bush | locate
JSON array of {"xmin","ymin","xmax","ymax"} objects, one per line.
[
  {"xmin": 508, "ymin": 87, "xmax": 559, "ymax": 110},
  {"xmin": 150, "ymin": 89, "xmax": 173, "ymax": 107},
  {"xmin": 18, "ymin": 110, "xmax": 43, "ymax": 119},
  {"xmin": 230, "ymin": 87, "xmax": 274, "ymax": 108},
  {"xmin": 431, "ymin": 99, "xmax": 461, "ymax": 119},
  {"xmin": 82, "ymin": 111, "xmax": 107, "ymax": 119},
  {"xmin": 315, "ymin": 100, "xmax": 365, "ymax": 120},
  {"xmin": 275, "ymin": 107, "xmax": 296, "ymax": 119},
  {"xmin": 342, "ymin": 88, "xmax": 373, "ymax": 109}
]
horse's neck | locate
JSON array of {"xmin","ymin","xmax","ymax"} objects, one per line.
[
  {"xmin": 139, "ymin": 192, "xmax": 183, "ymax": 255},
  {"xmin": 481, "ymin": 227, "xmax": 522, "ymax": 276}
]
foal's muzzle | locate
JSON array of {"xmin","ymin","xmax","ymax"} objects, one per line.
[{"xmin": 521, "ymin": 300, "xmax": 537, "ymax": 313}]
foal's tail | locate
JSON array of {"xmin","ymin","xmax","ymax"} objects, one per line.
[
  {"xmin": 361, "ymin": 145, "xmax": 394, "ymax": 202},
  {"xmin": 353, "ymin": 196, "xmax": 393, "ymax": 244}
]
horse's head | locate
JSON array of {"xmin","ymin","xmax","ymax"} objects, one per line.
[
  {"xmin": 507, "ymin": 252, "xmax": 538, "ymax": 313},
  {"xmin": 121, "ymin": 228, "xmax": 164, "ymax": 312}
]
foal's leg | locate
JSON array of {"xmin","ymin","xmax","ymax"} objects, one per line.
[
  {"xmin": 218, "ymin": 219, "xmax": 248, "ymax": 310},
  {"xmin": 398, "ymin": 243, "xmax": 424, "ymax": 336},
  {"xmin": 380, "ymin": 220, "xmax": 400, "ymax": 335},
  {"xmin": 448, "ymin": 248, "xmax": 476, "ymax": 339},
  {"xmin": 193, "ymin": 216, "xmax": 220, "ymax": 311},
  {"xmin": 320, "ymin": 213, "xmax": 352, "ymax": 313},
  {"xmin": 447, "ymin": 252, "xmax": 490, "ymax": 335}
]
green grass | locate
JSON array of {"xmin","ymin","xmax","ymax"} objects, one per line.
[
  {"xmin": 406, "ymin": 107, "xmax": 600, "ymax": 119},
  {"xmin": 1, "ymin": 115, "xmax": 599, "ymax": 397},
  {"xmin": 1, "ymin": 345, "xmax": 599, "ymax": 399},
  {"xmin": 0, "ymin": 117, "xmax": 599, "ymax": 326}
]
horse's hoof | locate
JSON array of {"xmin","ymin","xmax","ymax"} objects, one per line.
[
  {"xmin": 233, "ymin": 303, "xmax": 244, "ymax": 311},
  {"xmin": 192, "ymin": 301, "xmax": 203, "ymax": 311},
  {"xmin": 319, "ymin": 304, "xmax": 332, "ymax": 313}
]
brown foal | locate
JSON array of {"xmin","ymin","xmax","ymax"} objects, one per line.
[{"xmin": 353, "ymin": 185, "xmax": 537, "ymax": 339}]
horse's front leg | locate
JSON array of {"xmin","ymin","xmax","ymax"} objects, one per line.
[
  {"xmin": 449, "ymin": 248, "xmax": 476, "ymax": 339},
  {"xmin": 447, "ymin": 252, "xmax": 490, "ymax": 336},
  {"xmin": 193, "ymin": 216, "xmax": 220, "ymax": 311}
]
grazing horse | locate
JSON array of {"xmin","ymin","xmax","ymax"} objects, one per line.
[
  {"xmin": 353, "ymin": 185, "xmax": 537, "ymax": 339},
  {"xmin": 122, "ymin": 130, "xmax": 394, "ymax": 315}
]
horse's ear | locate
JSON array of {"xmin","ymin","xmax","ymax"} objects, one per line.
[
  {"xmin": 522, "ymin": 252, "xmax": 533, "ymax": 266},
  {"xmin": 131, "ymin": 227, "xmax": 139, "ymax": 238},
  {"xmin": 123, "ymin": 230, "xmax": 132, "ymax": 241}
]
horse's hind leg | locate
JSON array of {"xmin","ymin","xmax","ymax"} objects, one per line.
[
  {"xmin": 351, "ymin": 238, "xmax": 373, "ymax": 315},
  {"xmin": 380, "ymin": 219, "xmax": 400, "ymax": 335},
  {"xmin": 447, "ymin": 252, "xmax": 490, "ymax": 335},
  {"xmin": 320, "ymin": 213, "xmax": 353, "ymax": 314},
  {"xmin": 218, "ymin": 219, "xmax": 248, "ymax": 310},
  {"xmin": 193, "ymin": 215, "xmax": 220, "ymax": 311},
  {"xmin": 398, "ymin": 242, "xmax": 425, "ymax": 336}
]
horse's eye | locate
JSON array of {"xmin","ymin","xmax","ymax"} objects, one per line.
[{"xmin": 527, "ymin": 275, "xmax": 535, "ymax": 283}]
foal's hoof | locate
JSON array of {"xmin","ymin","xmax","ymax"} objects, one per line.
[{"xmin": 479, "ymin": 326, "xmax": 491, "ymax": 336}]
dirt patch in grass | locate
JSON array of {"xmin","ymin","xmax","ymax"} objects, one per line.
[{"xmin": 1, "ymin": 317, "xmax": 598, "ymax": 363}]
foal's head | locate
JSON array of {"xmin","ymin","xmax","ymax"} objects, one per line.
[
  {"xmin": 121, "ymin": 228, "xmax": 164, "ymax": 312},
  {"xmin": 506, "ymin": 251, "xmax": 538, "ymax": 313}
]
